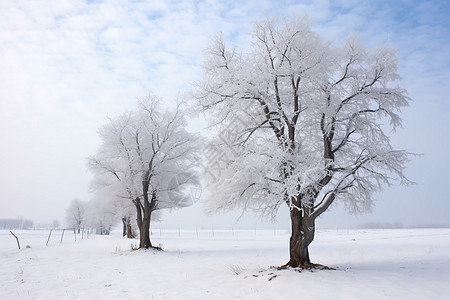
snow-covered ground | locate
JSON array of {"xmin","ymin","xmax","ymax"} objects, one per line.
[{"xmin": 1, "ymin": 228, "xmax": 449, "ymax": 299}]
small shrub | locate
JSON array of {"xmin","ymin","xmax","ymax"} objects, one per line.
[{"xmin": 229, "ymin": 264, "xmax": 245, "ymax": 275}]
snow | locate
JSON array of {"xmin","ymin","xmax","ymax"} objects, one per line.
[{"xmin": 1, "ymin": 228, "xmax": 449, "ymax": 299}]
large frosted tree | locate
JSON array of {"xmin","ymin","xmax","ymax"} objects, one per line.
[
  {"xmin": 88, "ymin": 93, "xmax": 201, "ymax": 249},
  {"xmin": 196, "ymin": 16, "xmax": 412, "ymax": 268}
]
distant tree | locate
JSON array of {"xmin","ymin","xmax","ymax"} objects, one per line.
[
  {"xmin": 65, "ymin": 199, "xmax": 87, "ymax": 233},
  {"xmin": 88, "ymin": 93, "xmax": 202, "ymax": 249},
  {"xmin": 195, "ymin": 16, "xmax": 412, "ymax": 268},
  {"xmin": 52, "ymin": 220, "xmax": 60, "ymax": 229},
  {"xmin": 87, "ymin": 184, "xmax": 137, "ymax": 238}
]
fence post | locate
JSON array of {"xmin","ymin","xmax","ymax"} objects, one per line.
[
  {"xmin": 46, "ymin": 229, "xmax": 53, "ymax": 246},
  {"xmin": 10, "ymin": 231, "xmax": 20, "ymax": 249},
  {"xmin": 60, "ymin": 229, "xmax": 65, "ymax": 244}
]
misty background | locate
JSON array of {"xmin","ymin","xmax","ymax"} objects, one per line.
[{"xmin": 1, "ymin": 0, "xmax": 449, "ymax": 230}]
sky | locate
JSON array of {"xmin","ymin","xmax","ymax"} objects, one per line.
[{"xmin": 0, "ymin": 0, "xmax": 449, "ymax": 229}]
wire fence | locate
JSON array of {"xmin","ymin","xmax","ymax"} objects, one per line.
[
  {"xmin": 150, "ymin": 228, "xmax": 290, "ymax": 238},
  {"xmin": 3, "ymin": 228, "xmax": 94, "ymax": 249},
  {"xmin": 2, "ymin": 227, "xmax": 290, "ymax": 251}
]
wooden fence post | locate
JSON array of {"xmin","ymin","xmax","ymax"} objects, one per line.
[
  {"xmin": 10, "ymin": 231, "xmax": 20, "ymax": 249},
  {"xmin": 46, "ymin": 229, "xmax": 53, "ymax": 246},
  {"xmin": 60, "ymin": 229, "xmax": 65, "ymax": 244}
]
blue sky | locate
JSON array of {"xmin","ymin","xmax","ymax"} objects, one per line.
[{"xmin": 0, "ymin": 0, "xmax": 449, "ymax": 228}]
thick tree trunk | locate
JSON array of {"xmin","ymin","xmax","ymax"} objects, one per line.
[
  {"xmin": 135, "ymin": 198, "xmax": 143, "ymax": 230},
  {"xmin": 135, "ymin": 201, "xmax": 151, "ymax": 248},
  {"xmin": 133, "ymin": 197, "xmax": 147, "ymax": 248},
  {"xmin": 139, "ymin": 185, "xmax": 152, "ymax": 248},
  {"xmin": 137, "ymin": 183, "xmax": 158, "ymax": 249},
  {"xmin": 134, "ymin": 173, "xmax": 159, "ymax": 249},
  {"xmin": 140, "ymin": 214, "xmax": 152, "ymax": 249},
  {"xmin": 285, "ymin": 207, "xmax": 316, "ymax": 268}
]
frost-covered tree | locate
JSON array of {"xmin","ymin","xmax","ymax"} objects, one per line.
[
  {"xmin": 88, "ymin": 166, "xmax": 138, "ymax": 238},
  {"xmin": 88, "ymin": 93, "xmax": 201, "ymax": 249},
  {"xmin": 87, "ymin": 185, "xmax": 136, "ymax": 237},
  {"xmin": 195, "ymin": 16, "xmax": 412, "ymax": 268},
  {"xmin": 65, "ymin": 198, "xmax": 87, "ymax": 233},
  {"xmin": 52, "ymin": 220, "xmax": 60, "ymax": 229}
]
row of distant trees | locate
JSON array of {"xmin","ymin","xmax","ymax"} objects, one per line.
[
  {"xmin": 0, "ymin": 219, "xmax": 61, "ymax": 230},
  {"xmin": 65, "ymin": 198, "xmax": 112, "ymax": 234},
  {"xmin": 67, "ymin": 15, "xmax": 412, "ymax": 269},
  {"xmin": 64, "ymin": 197, "xmax": 136, "ymax": 236},
  {"xmin": 0, "ymin": 218, "xmax": 34, "ymax": 229}
]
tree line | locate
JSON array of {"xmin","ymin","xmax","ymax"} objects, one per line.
[{"xmin": 0, "ymin": 218, "xmax": 34, "ymax": 230}]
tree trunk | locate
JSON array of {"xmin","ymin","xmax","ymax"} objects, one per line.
[
  {"xmin": 122, "ymin": 216, "xmax": 136, "ymax": 239},
  {"xmin": 135, "ymin": 198, "xmax": 143, "ymax": 231},
  {"xmin": 134, "ymin": 180, "xmax": 159, "ymax": 249},
  {"xmin": 122, "ymin": 218, "xmax": 127, "ymax": 237},
  {"xmin": 133, "ymin": 197, "xmax": 146, "ymax": 247},
  {"xmin": 285, "ymin": 207, "xmax": 316, "ymax": 268},
  {"xmin": 138, "ymin": 183, "xmax": 158, "ymax": 249},
  {"xmin": 139, "ymin": 185, "xmax": 152, "ymax": 248},
  {"xmin": 140, "ymin": 213, "xmax": 152, "ymax": 249},
  {"xmin": 126, "ymin": 219, "xmax": 135, "ymax": 239}
]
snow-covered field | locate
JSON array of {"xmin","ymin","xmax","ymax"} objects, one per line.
[{"xmin": 1, "ymin": 228, "xmax": 449, "ymax": 299}]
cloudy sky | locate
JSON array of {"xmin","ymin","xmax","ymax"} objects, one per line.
[{"xmin": 1, "ymin": 0, "xmax": 449, "ymax": 228}]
